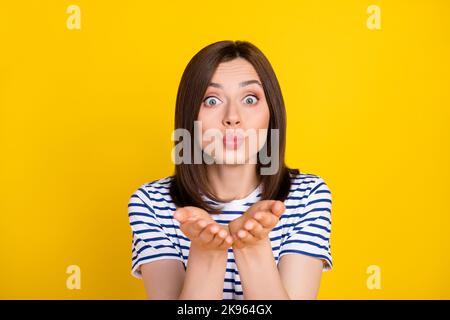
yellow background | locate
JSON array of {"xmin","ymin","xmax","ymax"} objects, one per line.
[{"xmin": 1, "ymin": 0, "xmax": 449, "ymax": 299}]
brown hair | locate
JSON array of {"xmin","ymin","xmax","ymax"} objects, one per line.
[{"xmin": 169, "ymin": 40, "xmax": 300, "ymax": 214}]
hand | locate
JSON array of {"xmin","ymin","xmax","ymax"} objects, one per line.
[
  {"xmin": 174, "ymin": 206, "xmax": 234, "ymax": 251},
  {"xmin": 228, "ymin": 200, "xmax": 285, "ymax": 249}
]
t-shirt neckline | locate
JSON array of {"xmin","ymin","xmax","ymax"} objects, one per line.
[{"xmin": 202, "ymin": 183, "xmax": 263, "ymax": 210}]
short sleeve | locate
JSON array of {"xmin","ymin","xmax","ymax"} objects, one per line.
[
  {"xmin": 279, "ymin": 176, "xmax": 333, "ymax": 271},
  {"xmin": 127, "ymin": 186, "xmax": 184, "ymax": 278}
]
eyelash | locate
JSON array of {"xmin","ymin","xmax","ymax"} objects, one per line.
[{"xmin": 203, "ymin": 94, "xmax": 260, "ymax": 107}]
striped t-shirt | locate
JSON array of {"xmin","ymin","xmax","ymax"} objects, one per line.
[{"xmin": 127, "ymin": 172, "xmax": 332, "ymax": 300}]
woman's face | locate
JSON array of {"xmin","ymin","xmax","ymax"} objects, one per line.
[{"xmin": 197, "ymin": 58, "xmax": 270, "ymax": 165}]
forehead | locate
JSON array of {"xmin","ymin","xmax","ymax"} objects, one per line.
[{"xmin": 210, "ymin": 58, "xmax": 260, "ymax": 83}]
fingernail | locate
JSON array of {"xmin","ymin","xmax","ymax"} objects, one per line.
[
  {"xmin": 198, "ymin": 220, "xmax": 207, "ymax": 228},
  {"xmin": 276, "ymin": 201, "xmax": 284, "ymax": 212}
]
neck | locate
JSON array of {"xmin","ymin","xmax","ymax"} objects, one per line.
[{"xmin": 206, "ymin": 164, "xmax": 260, "ymax": 202}]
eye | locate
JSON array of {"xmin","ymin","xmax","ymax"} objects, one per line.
[
  {"xmin": 243, "ymin": 94, "xmax": 259, "ymax": 105},
  {"xmin": 203, "ymin": 96, "xmax": 222, "ymax": 107}
]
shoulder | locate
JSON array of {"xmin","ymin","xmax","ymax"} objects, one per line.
[
  {"xmin": 282, "ymin": 171, "xmax": 332, "ymax": 221},
  {"xmin": 279, "ymin": 172, "xmax": 333, "ymax": 270},
  {"xmin": 129, "ymin": 175, "xmax": 174, "ymax": 202},
  {"xmin": 127, "ymin": 175, "xmax": 175, "ymax": 216},
  {"xmin": 288, "ymin": 171, "xmax": 332, "ymax": 202}
]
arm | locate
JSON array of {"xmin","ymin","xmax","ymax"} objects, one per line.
[
  {"xmin": 233, "ymin": 238, "xmax": 290, "ymax": 299},
  {"xmin": 129, "ymin": 190, "xmax": 233, "ymax": 300},
  {"xmin": 234, "ymin": 241, "xmax": 325, "ymax": 299},
  {"xmin": 230, "ymin": 200, "xmax": 326, "ymax": 299},
  {"xmin": 278, "ymin": 254, "xmax": 324, "ymax": 299},
  {"xmin": 230, "ymin": 200, "xmax": 290, "ymax": 299},
  {"xmin": 178, "ymin": 243, "xmax": 228, "ymax": 300},
  {"xmin": 277, "ymin": 176, "xmax": 333, "ymax": 299},
  {"xmin": 230, "ymin": 179, "xmax": 331, "ymax": 299},
  {"xmin": 140, "ymin": 260, "xmax": 185, "ymax": 299},
  {"xmin": 140, "ymin": 244, "xmax": 228, "ymax": 300},
  {"xmin": 175, "ymin": 207, "xmax": 234, "ymax": 300},
  {"xmin": 128, "ymin": 189, "xmax": 186, "ymax": 300}
]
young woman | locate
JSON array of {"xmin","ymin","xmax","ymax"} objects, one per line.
[{"xmin": 127, "ymin": 40, "xmax": 332, "ymax": 300}]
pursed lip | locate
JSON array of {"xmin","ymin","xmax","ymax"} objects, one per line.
[{"xmin": 223, "ymin": 133, "xmax": 244, "ymax": 150}]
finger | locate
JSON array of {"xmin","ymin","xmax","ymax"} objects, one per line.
[
  {"xmin": 236, "ymin": 229, "xmax": 256, "ymax": 244},
  {"xmin": 184, "ymin": 218, "xmax": 209, "ymax": 238},
  {"xmin": 243, "ymin": 218, "xmax": 262, "ymax": 231},
  {"xmin": 248, "ymin": 200, "xmax": 276, "ymax": 213},
  {"xmin": 244, "ymin": 218, "xmax": 265, "ymax": 239},
  {"xmin": 210, "ymin": 227, "xmax": 228, "ymax": 247},
  {"xmin": 195, "ymin": 218, "xmax": 211, "ymax": 231},
  {"xmin": 198, "ymin": 223, "xmax": 220, "ymax": 243},
  {"xmin": 232, "ymin": 234, "xmax": 245, "ymax": 249},
  {"xmin": 252, "ymin": 211, "xmax": 277, "ymax": 228},
  {"xmin": 271, "ymin": 201, "xmax": 285, "ymax": 217},
  {"xmin": 174, "ymin": 208, "xmax": 191, "ymax": 224},
  {"xmin": 219, "ymin": 234, "xmax": 234, "ymax": 250}
]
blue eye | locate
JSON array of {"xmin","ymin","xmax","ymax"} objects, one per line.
[
  {"xmin": 243, "ymin": 95, "xmax": 259, "ymax": 105},
  {"xmin": 203, "ymin": 96, "xmax": 222, "ymax": 107}
]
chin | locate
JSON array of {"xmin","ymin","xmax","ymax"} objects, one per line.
[{"xmin": 216, "ymin": 151, "xmax": 249, "ymax": 165}]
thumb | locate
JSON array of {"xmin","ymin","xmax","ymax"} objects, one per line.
[
  {"xmin": 174, "ymin": 208, "xmax": 190, "ymax": 223},
  {"xmin": 271, "ymin": 201, "xmax": 285, "ymax": 217}
]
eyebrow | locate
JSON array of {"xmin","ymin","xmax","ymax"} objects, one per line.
[{"xmin": 208, "ymin": 80, "xmax": 262, "ymax": 89}]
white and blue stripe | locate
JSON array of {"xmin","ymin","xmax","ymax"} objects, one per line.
[{"xmin": 128, "ymin": 172, "xmax": 332, "ymax": 300}]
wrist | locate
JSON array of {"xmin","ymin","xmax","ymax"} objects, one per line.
[
  {"xmin": 232, "ymin": 237, "xmax": 271, "ymax": 256},
  {"xmin": 181, "ymin": 243, "xmax": 228, "ymax": 300},
  {"xmin": 190, "ymin": 242, "xmax": 228, "ymax": 260}
]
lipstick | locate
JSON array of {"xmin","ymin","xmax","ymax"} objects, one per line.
[{"xmin": 223, "ymin": 133, "xmax": 244, "ymax": 150}]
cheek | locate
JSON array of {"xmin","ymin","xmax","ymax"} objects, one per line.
[
  {"xmin": 197, "ymin": 109, "xmax": 220, "ymax": 147},
  {"xmin": 197, "ymin": 107, "xmax": 221, "ymax": 127},
  {"xmin": 246, "ymin": 104, "xmax": 270, "ymax": 129},
  {"xmin": 197, "ymin": 117, "xmax": 214, "ymax": 140}
]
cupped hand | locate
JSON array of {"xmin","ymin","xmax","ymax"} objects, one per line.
[
  {"xmin": 228, "ymin": 200, "xmax": 285, "ymax": 249},
  {"xmin": 174, "ymin": 206, "xmax": 234, "ymax": 251}
]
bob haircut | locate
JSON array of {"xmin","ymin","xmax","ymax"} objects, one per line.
[{"xmin": 170, "ymin": 40, "xmax": 300, "ymax": 214}]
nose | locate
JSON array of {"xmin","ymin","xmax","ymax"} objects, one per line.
[
  {"xmin": 222, "ymin": 104, "xmax": 241, "ymax": 128},
  {"xmin": 223, "ymin": 118, "xmax": 240, "ymax": 127}
]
